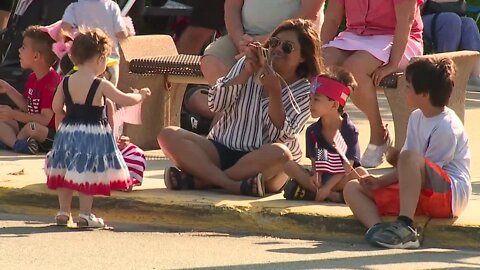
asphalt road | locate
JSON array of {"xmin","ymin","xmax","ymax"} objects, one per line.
[{"xmin": 0, "ymin": 212, "xmax": 479, "ymax": 270}]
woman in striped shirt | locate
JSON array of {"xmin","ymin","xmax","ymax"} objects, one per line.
[{"xmin": 158, "ymin": 19, "xmax": 324, "ymax": 196}]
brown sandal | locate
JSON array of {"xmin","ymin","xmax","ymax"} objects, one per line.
[
  {"xmin": 240, "ymin": 173, "xmax": 265, "ymax": 197},
  {"xmin": 164, "ymin": 167, "xmax": 195, "ymax": 190}
]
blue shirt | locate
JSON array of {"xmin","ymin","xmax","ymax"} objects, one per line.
[{"xmin": 305, "ymin": 113, "xmax": 361, "ymax": 167}]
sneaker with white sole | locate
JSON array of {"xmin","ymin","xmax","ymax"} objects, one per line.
[
  {"xmin": 360, "ymin": 131, "xmax": 392, "ymax": 168},
  {"xmin": 371, "ymin": 220, "xmax": 420, "ymax": 249}
]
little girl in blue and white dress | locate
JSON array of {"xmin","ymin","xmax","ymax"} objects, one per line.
[{"xmin": 44, "ymin": 28, "xmax": 150, "ymax": 228}]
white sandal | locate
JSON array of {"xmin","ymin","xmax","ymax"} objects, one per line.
[
  {"xmin": 77, "ymin": 213, "xmax": 105, "ymax": 228},
  {"xmin": 55, "ymin": 211, "xmax": 72, "ymax": 226}
]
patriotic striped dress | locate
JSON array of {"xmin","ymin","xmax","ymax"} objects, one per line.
[{"xmin": 45, "ymin": 77, "xmax": 131, "ymax": 196}]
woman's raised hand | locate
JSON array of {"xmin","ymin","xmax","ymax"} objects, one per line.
[
  {"xmin": 243, "ymin": 42, "xmax": 264, "ymax": 76},
  {"xmin": 260, "ymin": 63, "xmax": 281, "ymax": 91}
]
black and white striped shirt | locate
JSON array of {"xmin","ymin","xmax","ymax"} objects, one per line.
[{"xmin": 207, "ymin": 57, "xmax": 311, "ymax": 161}]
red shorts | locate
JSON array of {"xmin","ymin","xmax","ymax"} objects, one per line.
[{"xmin": 372, "ymin": 159, "xmax": 453, "ymax": 218}]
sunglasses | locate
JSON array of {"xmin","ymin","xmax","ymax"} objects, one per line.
[{"xmin": 268, "ymin": 37, "xmax": 295, "ymax": 54}]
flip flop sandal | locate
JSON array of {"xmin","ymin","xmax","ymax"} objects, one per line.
[
  {"xmin": 55, "ymin": 211, "xmax": 72, "ymax": 226},
  {"xmin": 164, "ymin": 167, "xmax": 195, "ymax": 190},
  {"xmin": 282, "ymin": 179, "xmax": 315, "ymax": 200},
  {"xmin": 76, "ymin": 213, "xmax": 106, "ymax": 228},
  {"xmin": 240, "ymin": 173, "xmax": 265, "ymax": 197}
]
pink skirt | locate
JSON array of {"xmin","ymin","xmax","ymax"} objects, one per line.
[{"xmin": 323, "ymin": 31, "xmax": 423, "ymax": 68}]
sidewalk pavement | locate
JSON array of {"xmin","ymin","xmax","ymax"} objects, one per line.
[{"xmin": 1, "ymin": 92, "xmax": 480, "ymax": 249}]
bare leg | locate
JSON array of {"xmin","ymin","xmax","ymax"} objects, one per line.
[
  {"xmin": 332, "ymin": 167, "xmax": 369, "ymax": 192},
  {"xmin": 397, "ymin": 150, "xmax": 426, "ymax": 219},
  {"xmin": 343, "ymin": 180, "xmax": 382, "ymax": 228},
  {"xmin": 224, "ymin": 143, "xmax": 292, "ymax": 192},
  {"xmin": 0, "ymin": 121, "xmax": 19, "ymax": 148},
  {"xmin": 17, "ymin": 122, "xmax": 49, "ymax": 142},
  {"xmin": 328, "ymin": 167, "xmax": 369, "ymax": 203},
  {"xmin": 185, "ymin": 90, "xmax": 216, "ymax": 119},
  {"xmin": 177, "ymin": 26, "xmax": 215, "ymax": 55},
  {"xmin": 343, "ymin": 51, "xmax": 385, "ymax": 145},
  {"xmin": 284, "ymin": 161, "xmax": 316, "ymax": 192},
  {"xmin": 322, "ymin": 47, "xmax": 352, "ymax": 66},
  {"xmin": 200, "ymin": 55, "xmax": 232, "ymax": 86},
  {"xmin": 79, "ymin": 192, "xmax": 94, "ymax": 215},
  {"xmin": 158, "ymin": 126, "xmax": 244, "ymax": 194},
  {"xmin": 57, "ymin": 188, "xmax": 74, "ymax": 214}
]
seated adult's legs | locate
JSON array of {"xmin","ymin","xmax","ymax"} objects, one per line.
[
  {"xmin": 422, "ymin": 13, "xmax": 462, "ymax": 52},
  {"xmin": 224, "ymin": 143, "xmax": 293, "ymax": 193},
  {"xmin": 177, "ymin": 0, "xmax": 224, "ymax": 55},
  {"xmin": 322, "ymin": 47, "xmax": 352, "ymax": 66},
  {"xmin": 177, "ymin": 26, "xmax": 216, "ymax": 55},
  {"xmin": 342, "ymin": 51, "xmax": 388, "ymax": 167},
  {"xmin": 184, "ymin": 87, "xmax": 216, "ymax": 119},
  {"xmin": 200, "ymin": 54, "xmax": 232, "ymax": 86},
  {"xmin": 459, "ymin": 16, "xmax": 480, "ymax": 53},
  {"xmin": 158, "ymin": 126, "xmax": 256, "ymax": 194},
  {"xmin": 200, "ymin": 35, "xmax": 239, "ymax": 86}
]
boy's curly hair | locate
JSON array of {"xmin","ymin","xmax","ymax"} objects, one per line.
[
  {"xmin": 23, "ymin": 25, "xmax": 57, "ymax": 66},
  {"xmin": 70, "ymin": 28, "xmax": 112, "ymax": 65}
]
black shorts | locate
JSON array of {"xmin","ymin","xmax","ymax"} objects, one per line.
[
  {"xmin": 0, "ymin": 0, "xmax": 13, "ymax": 11},
  {"xmin": 190, "ymin": 0, "xmax": 225, "ymax": 31},
  {"xmin": 210, "ymin": 139, "xmax": 249, "ymax": 170}
]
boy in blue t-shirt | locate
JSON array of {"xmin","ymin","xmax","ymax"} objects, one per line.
[{"xmin": 283, "ymin": 67, "xmax": 367, "ymax": 202}]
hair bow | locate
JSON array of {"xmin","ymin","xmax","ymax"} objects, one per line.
[{"xmin": 39, "ymin": 20, "xmax": 75, "ymax": 59}]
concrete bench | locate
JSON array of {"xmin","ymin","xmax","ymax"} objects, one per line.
[
  {"xmin": 117, "ymin": 35, "xmax": 200, "ymax": 149},
  {"xmin": 118, "ymin": 35, "xmax": 479, "ymax": 151}
]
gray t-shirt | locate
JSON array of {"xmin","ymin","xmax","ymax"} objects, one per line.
[
  {"xmin": 402, "ymin": 108, "xmax": 471, "ymax": 217},
  {"xmin": 62, "ymin": 0, "xmax": 126, "ymax": 58}
]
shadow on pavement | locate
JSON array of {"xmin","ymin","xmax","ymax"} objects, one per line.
[{"xmin": 190, "ymin": 247, "xmax": 480, "ymax": 270}]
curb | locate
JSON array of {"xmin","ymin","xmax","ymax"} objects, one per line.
[{"xmin": 1, "ymin": 185, "xmax": 479, "ymax": 249}]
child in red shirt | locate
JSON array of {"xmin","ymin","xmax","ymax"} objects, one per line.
[{"xmin": 0, "ymin": 25, "xmax": 61, "ymax": 154}]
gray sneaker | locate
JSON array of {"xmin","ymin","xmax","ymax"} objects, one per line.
[{"xmin": 371, "ymin": 220, "xmax": 420, "ymax": 249}]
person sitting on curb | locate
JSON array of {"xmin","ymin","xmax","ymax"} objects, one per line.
[
  {"xmin": 321, "ymin": 0, "xmax": 426, "ymax": 168},
  {"xmin": 0, "ymin": 25, "xmax": 61, "ymax": 154},
  {"xmin": 343, "ymin": 58, "xmax": 471, "ymax": 249},
  {"xmin": 283, "ymin": 67, "xmax": 368, "ymax": 203},
  {"xmin": 158, "ymin": 19, "xmax": 323, "ymax": 197}
]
